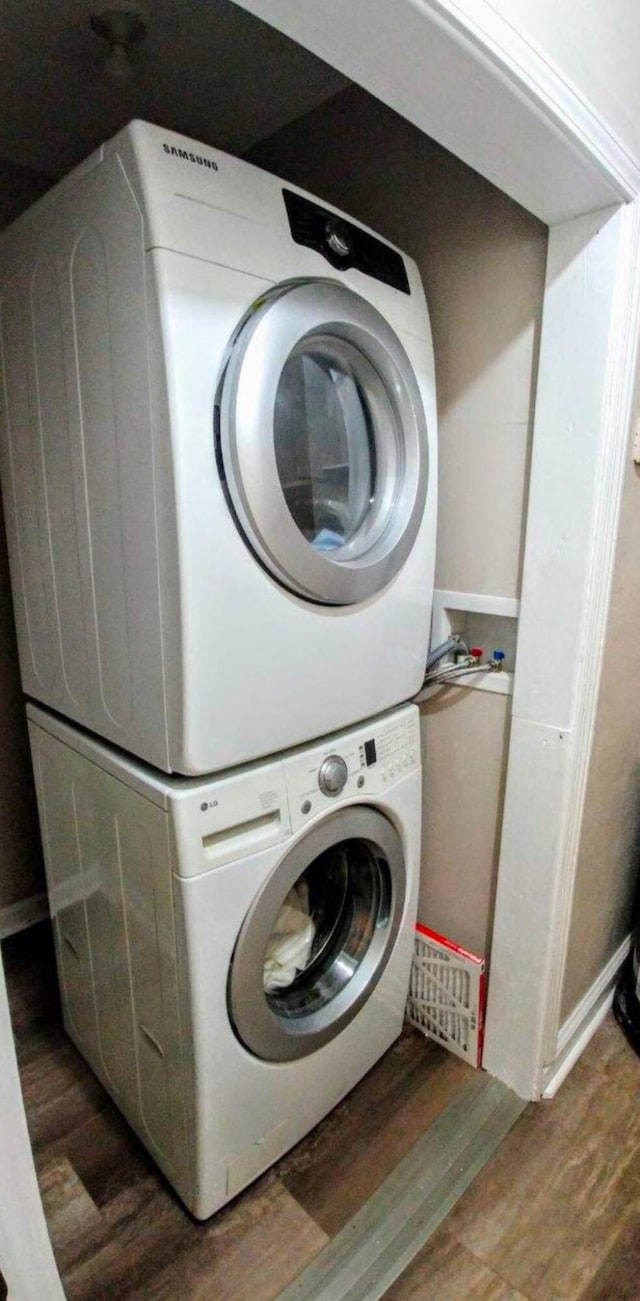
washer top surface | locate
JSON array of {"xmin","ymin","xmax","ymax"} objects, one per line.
[{"xmin": 26, "ymin": 700, "xmax": 421, "ymax": 871}]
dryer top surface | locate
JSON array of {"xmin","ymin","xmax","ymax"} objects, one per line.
[{"xmin": 106, "ymin": 120, "xmax": 431, "ymax": 338}]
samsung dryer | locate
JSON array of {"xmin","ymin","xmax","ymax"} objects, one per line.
[
  {"xmin": 27, "ymin": 700, "xmax": 422, "ymax": 1219},
  {"xmin": 0, "ymin": 120, "xmax": 437, "ymax": 774}
]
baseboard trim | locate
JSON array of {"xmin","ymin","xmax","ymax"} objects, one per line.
[
  {"xmin": 0, "ymin": 893, "xmax": 49, "ymax": 941},
  {"xmin": 542, "ymin": 933, "xmax": 632, "ymax": 1098}
]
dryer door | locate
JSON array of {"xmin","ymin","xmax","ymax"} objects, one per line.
[
  {"xmin": 217, "ymin": 280, "xmax": 429, "ymax": 605},
  {"xmin": 228, "ymin": 806, "xmax": 407, "ymax": 1061}
]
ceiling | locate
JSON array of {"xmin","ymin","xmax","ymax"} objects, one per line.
[{"xmin": 0, "ymin": 0, "xmax": 349, "ymax": 178}]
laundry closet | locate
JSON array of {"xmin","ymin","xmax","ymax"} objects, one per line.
[
  {"xmin": 0, "ymin": 100, "xmax": 547, "ymax": 960},
  {"xmin": 2, "ymin": 2, "xmax": 640, "ymax": 1296},
  {"xmin": 0, "ymin": 90, "xmax": 547, "ymax": 1015}
]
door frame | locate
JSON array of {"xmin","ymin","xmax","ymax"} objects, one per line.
[
  {"xmin": 0, "ymin": 950, "xmax": 65, "ymax": 1300},
  {"xmin": 233, "ymin": 0, "xmax": 640, "ymax": 225},
  {"xmin": 482, "ymin": 198, "xmax": 640, "ymax": 1095}
]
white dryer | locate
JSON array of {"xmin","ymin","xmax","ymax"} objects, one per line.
[
  {"xmin": 28, "ymin": 700, "xmax": 421, "ymax": 1220},
  {"xmin": 1, "ymin": 121, "xmax": 437, "ymax": 774}
]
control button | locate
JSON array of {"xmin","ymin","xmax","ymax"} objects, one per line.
[
  {"xmin": 356, "ymin": 775, "xmax": 365, "ymax": 789},
  {"xmin": 301, "ymin": 800, "xmax": 312, "ymax": 815},
  {"xmin": 318, "ymin": 754, "xmax": 349, "ymax": 796},
  {"xmin": 325, "ymin": 217, "xmax": 352, "ymax": 259}
]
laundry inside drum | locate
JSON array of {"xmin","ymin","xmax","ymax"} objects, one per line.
[
  {"xmin": 263, "ymin": 841, "xmax": 389, "ymax": 1015},
  {"xmin": 263, "ymin": 881, "xmax": 317, "ymax": 993}
]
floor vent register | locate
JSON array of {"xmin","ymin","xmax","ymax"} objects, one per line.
[{"xmin": 406, "ymin": 923, "xmax": 486, "ymax": 1067}]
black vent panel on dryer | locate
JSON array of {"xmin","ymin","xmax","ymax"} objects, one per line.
[{"xmin": 283, "ymin": 189, "xmax": 410, "ymax": 294}]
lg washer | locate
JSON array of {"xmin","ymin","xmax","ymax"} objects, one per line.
[{"xmin": 28, "ymin": 700, "xmax": 421, "ymax": 1219}]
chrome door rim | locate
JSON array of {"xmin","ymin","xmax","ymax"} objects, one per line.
[
  {"xmin": 218, "ymin": 279, "xmax": 429, "ymax": 605},
  {"xmin": 228, "ymin": 806, "xmax": 407, "ymax": 1062}
]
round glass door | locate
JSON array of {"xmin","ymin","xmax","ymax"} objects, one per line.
[
  {"xmin": 218, "ymin": 280, "xmax": 429, "ymax": 605},
  {"xmin": 228, "ymin": 807, "xmax": 407, "ymax": 1062},
  {"xmin": 273, "ymin": 338, "xmax": 377, "ymax": 554}
]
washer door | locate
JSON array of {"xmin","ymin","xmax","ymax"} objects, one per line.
[
  {"xmin": 228, "ymin": 807, "xmax": 407, "ymax": 1061},
  {"xmin": 218, "ymin": 280, "xmax": 429, "ymax": 605}
]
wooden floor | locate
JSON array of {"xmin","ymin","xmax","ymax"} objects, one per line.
[
  {"xmin": 4, "ymin": 922, "xmax": 640, "ymax": 1300},
  {"xmin": 386, "ymin": 1007, "xmax": 640, "ymax": 1301},
  {"xmin": 3, "ymin": 922, "xmax": 472, "ymax": 1300}
]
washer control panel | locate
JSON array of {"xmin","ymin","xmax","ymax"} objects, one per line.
[{"xmin": 284, "ymin": 704, "xmax": 420, "ymax": 832}]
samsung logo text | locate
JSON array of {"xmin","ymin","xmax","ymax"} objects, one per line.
[{"xmin": 163, "ymin": 144, "xmax": 219, "ymax": 171}]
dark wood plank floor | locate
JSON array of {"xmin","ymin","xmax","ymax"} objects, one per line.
[
  {"xmin": 386, "ymin": 1013, "xmax": 640, "ymax": 1300},
  {"xmin": 5, "ymin": 923, "xmax": 640, "ymax": 1300},
  {"xmin": 3, "ymin": 922, "xmax": 472, "ymax": 1300}
]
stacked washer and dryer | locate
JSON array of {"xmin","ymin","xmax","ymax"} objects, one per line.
[{"xmin": 0, "ymin": 121, "xmax": 437, "ymax": 1218}]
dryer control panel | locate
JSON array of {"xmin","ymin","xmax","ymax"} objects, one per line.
[
  {"xmin": 284, "ymin": 704, "xmax": 420, "ymax": 832},
  {"xmin": 283, "ymin": 188, "xmax": 411, "ymax": 293}
]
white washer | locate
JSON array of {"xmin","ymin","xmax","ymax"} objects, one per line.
[
  {"xmin": 28, "ymin": 701, "xmax": 421, "ymax": 1220},
  {"xmin": 1, "ymin": 121, "xmax": 437, "ymax": 774}
]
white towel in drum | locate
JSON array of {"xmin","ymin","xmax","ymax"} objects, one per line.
[{"xmin": 263, "ymin": 883, "xmax": 315, "ymax": 992}]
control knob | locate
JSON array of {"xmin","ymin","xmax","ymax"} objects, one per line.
[
  {"xmin": 318, "ymin": 754, "xmax": 348, "ymax": 796},
  {"xmin": 325, "ymin": 217, "xmax": 352, "ymax": 259}
]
